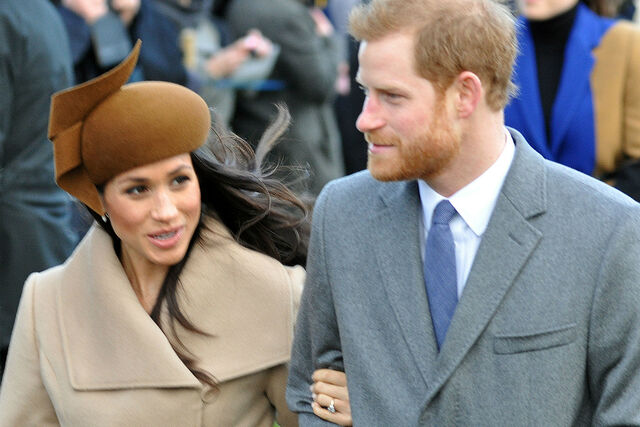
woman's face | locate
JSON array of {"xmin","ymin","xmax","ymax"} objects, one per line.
[
  {"xmin": 518, "ymin": 0, "xmax": 579, "ymax": 20},
  {"xmin": 102, "ymin": 153, "xmax": 201, "ymax": 271}
]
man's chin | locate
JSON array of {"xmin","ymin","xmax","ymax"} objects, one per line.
[{"xmin": 368, "ymin": 164, "xmax": 407, "ymax": 182}]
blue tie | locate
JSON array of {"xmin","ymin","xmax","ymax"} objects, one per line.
[{"xmin": 424, "ymin": 200, "xmax": 458, "ymax": 350}]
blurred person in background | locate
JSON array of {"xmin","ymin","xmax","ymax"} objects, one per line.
[
  {"xmin": 153, "ymin": 0, "xmax": 276, "ymax": 127},
  {"xmin": 616, "ymin": 0, "xmax": 637, "ymax": 19},
  {"xmin": 505, "ymin": 0, "xmax": 640, "ymax": 200},
  {"xmin": 224, "ymin": 0, "xmax": 345, "ymax": 196},
  {"xmin": 53, "ymin": 0, "xmax": 192, "ymax": 87},
  {"xmin": 327, "ymin": 0, "xmax": 369, "ymax": 175},
  {"xmin": 0, "ymin": 0, "xmax": 77, "ymax": 380}
]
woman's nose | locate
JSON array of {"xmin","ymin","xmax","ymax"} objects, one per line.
[{"xmin": 151, "ymin": 191, "xmax": 178, "ymax": 221}]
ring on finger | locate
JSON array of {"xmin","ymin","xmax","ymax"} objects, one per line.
[{"xmin": 327, "ymin": 399, "xmax": 336, "ymax": 414}]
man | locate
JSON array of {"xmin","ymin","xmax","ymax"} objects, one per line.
[
  {"xmin": 0, "ymin": 0, "xmax": 77, "ymax": 379},
  {"xmin": 286, "ymin": 0, "xmax": 640, "ymax": 425}
]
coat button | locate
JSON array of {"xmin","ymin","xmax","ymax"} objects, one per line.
[{"xmin": 200, "ymin": 386, "xmax": 218, "ymax": 403}]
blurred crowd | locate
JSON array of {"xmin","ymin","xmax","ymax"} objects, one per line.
[{"xmin": 2, "ymin": 0, "xmax": 640, "ymax": 377}]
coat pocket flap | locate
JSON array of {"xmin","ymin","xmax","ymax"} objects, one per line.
[{"xmin": 493, "ymin": 323, "xmax": 577, "ymax": 354}]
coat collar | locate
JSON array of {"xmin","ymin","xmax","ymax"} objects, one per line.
[{"xmin": 59, "ymin": 219, "xmax": 297, "ymax": 391}]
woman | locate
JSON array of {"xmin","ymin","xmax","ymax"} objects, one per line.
[
  {"xmin": 505, "ymin": 0, "xmax": 640, "ymax": 199},
  {"xmin": 0, "ymin": 41, "xmax": 350, "ymax": 426}
]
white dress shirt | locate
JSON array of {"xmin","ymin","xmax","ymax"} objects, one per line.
[{"xmin": 418, "ymin": 130, "xmax": 515, "ymax": 297}]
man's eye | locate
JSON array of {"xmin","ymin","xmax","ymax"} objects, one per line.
[
  {"xmin": 382, "ymin": 92, "xmax": 401, "ymax": 101},
  {"xmin": 125, "ymin": 185, "xmax": 147, "ymax": 195}
]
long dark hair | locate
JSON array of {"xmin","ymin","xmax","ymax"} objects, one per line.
[{"xmin": 89, "ymin": 107, "xmax": 310, "ymax": 387}]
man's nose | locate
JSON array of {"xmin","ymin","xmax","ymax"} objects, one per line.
[{"xmin": 356, "ymin": 96, "xmax": 385, "ymax": 133}]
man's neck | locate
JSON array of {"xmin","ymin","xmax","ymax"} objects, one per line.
[{"xmin": 426, "ymin": 118, "xmax": 507, "ymax": 197}]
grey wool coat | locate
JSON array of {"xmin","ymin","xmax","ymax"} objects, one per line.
[{"xmin": 287, "ymin": 128, "xmax": 640, "ymax": 426}]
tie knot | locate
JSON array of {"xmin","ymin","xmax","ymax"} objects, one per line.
[{"xmin": 432, "ymin": 200, "xmax": 456, "ymax": 225}]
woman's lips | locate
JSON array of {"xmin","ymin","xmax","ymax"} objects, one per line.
[{"xmin": 147, "ymin": 226, "xmax": 184, "ymax": 249}]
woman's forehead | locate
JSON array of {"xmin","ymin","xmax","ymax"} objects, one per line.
[{"xmin": 109, "ymin": 154, "xmax": 194, "ymax": 185}]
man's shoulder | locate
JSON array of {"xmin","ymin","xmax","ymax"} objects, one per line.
[
  {"xmin": 313, "ymin": 171, "xmax": 386, "ymax": 217},
  {"xmin": 324, "ymin": 169, "xmax": 379, "ymax": 191},
  {"xmin": 508, "ymin": 134, "xmax": 639, "ymax": 219},
  {"xmin": 319, "ymin": 170, "xmax": 392, "ymax": 206},
  {"xmin": 545, "ymin": 160, "xmax": 638, "ymax": 211},
  {"xmin": 536, "ymin": 160, "xmax": 640, "ymax": 238}
]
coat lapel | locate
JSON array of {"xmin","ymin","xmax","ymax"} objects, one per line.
[
  {"xmin": 59, "ymin": 226, "xmax": 199, "ymax": 391},
  {"xmin": 422, "ymin": 130, "xmax": 546, "ymax": 406},
  {"xmin": 161, "ymin": 219, "xmax": 296, "ymax": 383},
  {"xmin": 59, "ymin": 220, "xmax": 296, "ymax": 391},
  {"xmin": 372, "ymin": 181, "xmax": 439, "ymax": 386}
]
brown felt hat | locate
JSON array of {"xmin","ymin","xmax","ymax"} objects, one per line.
[{"xmin": 48, "ymin": 40, "xmax": 211, "ymax": 215}]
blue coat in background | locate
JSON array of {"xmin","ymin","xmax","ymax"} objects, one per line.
[{"xmin": 505, "ymin": 4, "xmax": 614, "ymax": 176}]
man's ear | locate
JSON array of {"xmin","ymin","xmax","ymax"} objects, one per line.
[{"xmin": 453, "ymin": 71, "xmax": 482, "ymax": 118}]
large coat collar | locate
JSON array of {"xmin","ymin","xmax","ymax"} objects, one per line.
[{"xmin": 58, "ymin": 219, "xmax": 300, "ymax": 391}]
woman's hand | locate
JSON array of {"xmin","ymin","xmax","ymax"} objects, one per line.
[{"xmin": 310, "ymin": 368, "xmax": 352, "ymax": 426}]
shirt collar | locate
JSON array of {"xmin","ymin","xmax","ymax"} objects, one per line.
[{"xmin": 418, "ymin": 129, "xmax": 515, "ymax": 236}]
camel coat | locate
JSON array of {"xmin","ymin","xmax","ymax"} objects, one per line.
[
  {"xmin": 0, "ymin": 219, "xmax": 303, "ymax": 426},
  {"xmin": 591, "ymin": 20, "xmax": 640, "ymax": 177}
]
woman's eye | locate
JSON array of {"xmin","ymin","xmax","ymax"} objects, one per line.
[
  {"xmin": 125, "ymin": 185, "xmax": 147, "ymax": 195},
  {"xmin": 172, "ymin": 175, "xmax": 191, "ymax": 185}
]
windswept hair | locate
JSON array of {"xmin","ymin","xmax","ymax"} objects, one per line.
[
  {"xmin": 194, "ymin": 105, "xmax": 310, "ymax": 267},
  {"xmin": 90, "ymin": 106, "xmax": 310, "ymax": 388}
]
